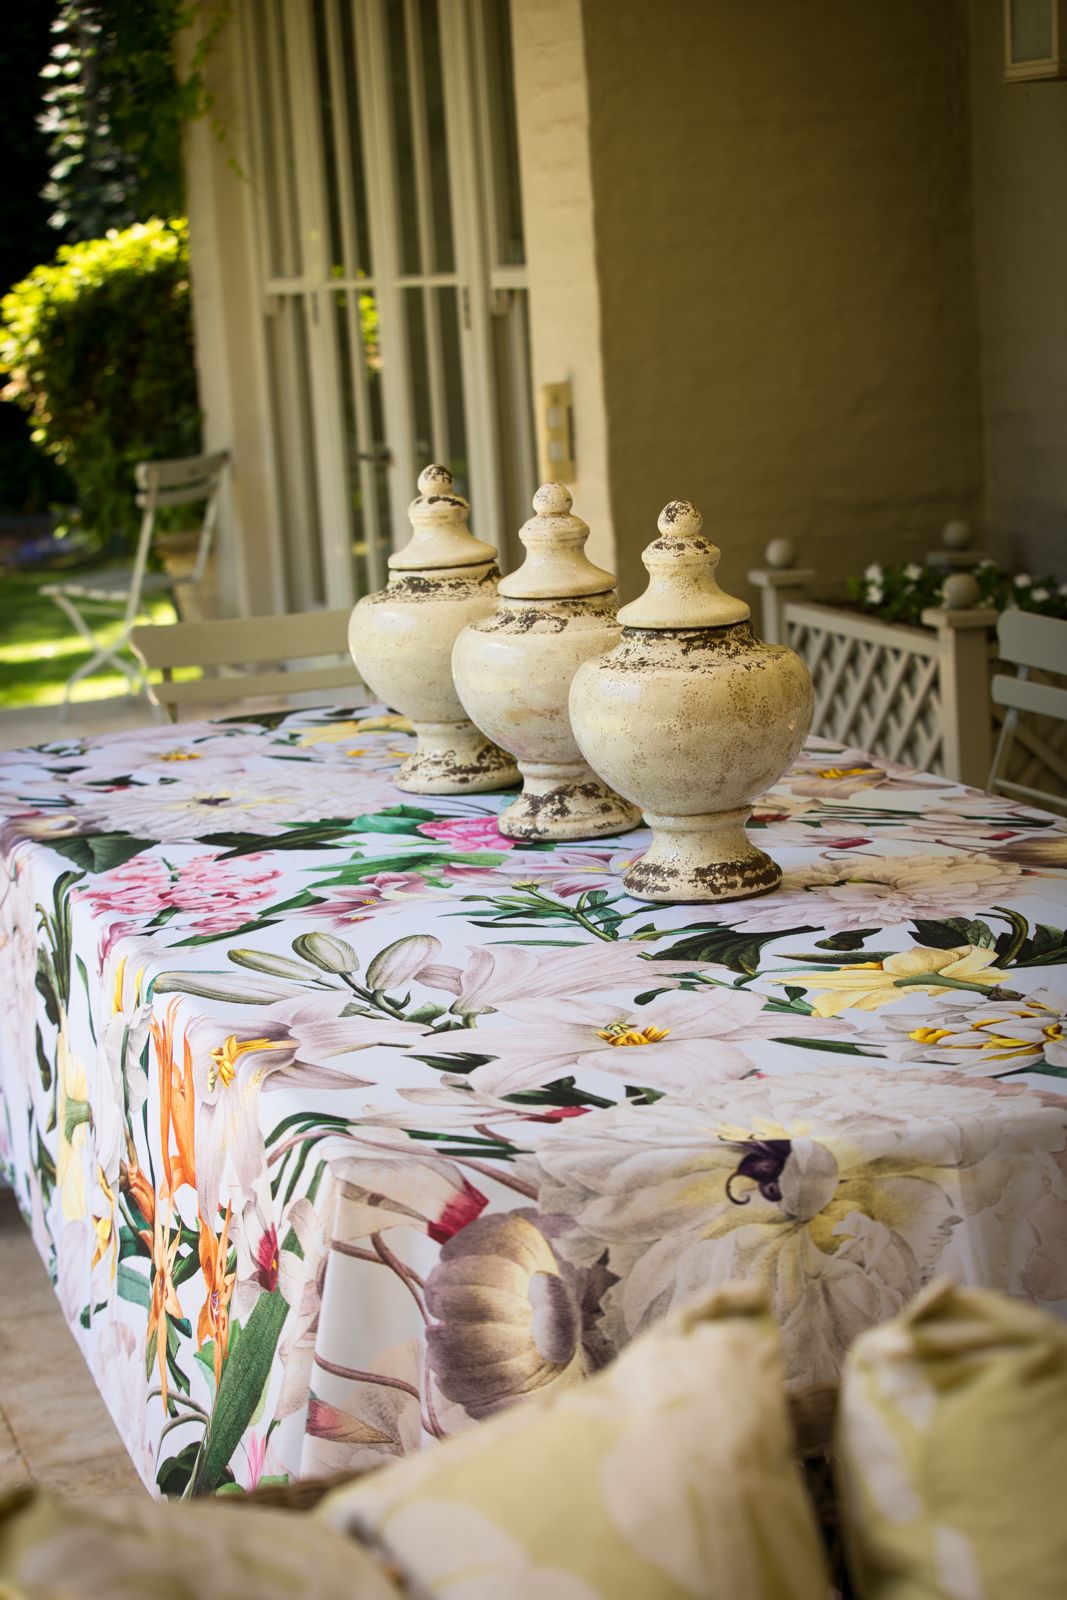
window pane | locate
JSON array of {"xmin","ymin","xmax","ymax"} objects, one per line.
[
  {"xmin": 419, "ymin": 0, "xmax": 455, "ymax": 272},
  {"xmin": 437, "ymin": 286, "xmax": 469, "ymax": 498},
  {"xmin": 482, "ymin": 0, "xmax": 525, "ymax": 268},
  {"xmin": 386, "ymin": 0, "xmax": 421, "ymax": 274},
  {"xmin": 312, "ymin": 0, "xmax": 344, "ymax": 278},
  {"xmin": 1011, "ymin": 0, "xmax": 1054, "ymax": 61},
  {"xmin": 339, "ymin": 0, "xmax": 373, "ymax": 276},
  {"xmin": 252, "ymin": 0, "xmax": 303, "ymax": 278},
  {"xmin": 266, "ymin": 299, "xmax": 324, "ymax": 607},
  {"xmin": 404, "ymin": 287, "xmax": 433, "ymax": 465}
]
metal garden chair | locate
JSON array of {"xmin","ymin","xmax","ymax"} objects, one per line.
[
  {"xmin": 41, "ymin": 450, "xmax": 229, "ymax": 704},
  {"xmin": 130, "ymin": 608, "xmax": 362, "ymax": 722},
  {"xmin": 987, "ymin": 608, "xmax": 1067, "ymax": 813}
]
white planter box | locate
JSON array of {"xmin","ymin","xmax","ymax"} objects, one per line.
[{"xmin": 749, "ymin": 558, "xmax": 997, "ymax": 786}]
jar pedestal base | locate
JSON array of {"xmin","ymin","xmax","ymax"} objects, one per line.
[
  {"xmin": 396, "ymin": 720, "xmax": 520, "ymax": 795},
  {"xmin": 498, "ymin": 761, "xmax": 641, "ymax": 841},
  {"xmin": 623, "ymin": 807, "xmax": 781, "ymax": 903}
]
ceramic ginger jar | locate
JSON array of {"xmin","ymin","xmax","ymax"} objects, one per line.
[
  {"xmin": 348, "ymin": 465, "xmax": 519, "ymax": 794},
  {"xmin": 568, "ymin": 499, "xmax": 813, "ymax": 902},
  {"xmin": 452, "ymin": 483, "xmax": 641, "ymax": 840}
]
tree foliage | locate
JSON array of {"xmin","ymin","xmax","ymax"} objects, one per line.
[
  {"xmin": 40, "ymin": 0, "xmax": 229, "ymax": 242},
  {"xmin": 1, "ymin": 219, "xmax": 200, "ymax": 548}
]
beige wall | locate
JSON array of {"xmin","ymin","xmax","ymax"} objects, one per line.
[
  {"xmin": 969, "ymin": 0, "xmax": 1067, "ymax": 575},
  {"xmin": 584, "ymin": 0, "xmax": 986, "ymax": 602},
  {"xmin": 515, "ymin": 0, "xmax": 987, "ymax": 604}
]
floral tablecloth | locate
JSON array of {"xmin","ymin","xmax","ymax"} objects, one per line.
[{"xmin": 1, "ymin": 703, "xmax": 1066, "ymax": 1497}]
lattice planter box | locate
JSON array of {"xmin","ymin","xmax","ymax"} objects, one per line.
[{"xmin": 749, "ymin": 547, "xmax": 998, "ymax": 787}]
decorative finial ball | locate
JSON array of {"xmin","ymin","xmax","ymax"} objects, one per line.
[
  {"xmin": 765, "ymin": 537, "xmax": 796, "ymax": 570},
  {"xmin": 942, "ymin": 572, "xmax": 980, "ymax": 609},
  {"xmin": 418, "ymin": 463, "xmax": 454, "ymax": 496},
  {"xmin": 657, "ymin": 499, "xmax": 702, "ymax": 537},
  {"xmin": 942, "ymin": 519, "xmax": 971, "ymax": 551},
  {"xmin": 532, "ymin": 482, "xmax": 572, "ymax": 517}
]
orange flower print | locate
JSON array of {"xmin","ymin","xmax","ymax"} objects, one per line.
[
  {"xmin": 146, "ymin": 1199, "xmax": 182, "ymax": 1409},
  {"xmin": 197, "ymin": 1203, "xmax": 235, "ymax": 1388},
  {"xmin": 152, "ymin": 998, "xmax": 195, "ymax": 1195}
]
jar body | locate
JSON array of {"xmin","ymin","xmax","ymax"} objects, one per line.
[
  {"xmin": 349, "ymin": 562, "xmax": 519, "ymax": 794},
  {"xmin": 453, "ymin": 594, "xmax": 641, "ymax": 839},
  {"xmin": 570, "ymin": 622, "xmax": 813, "ymax": 900}
]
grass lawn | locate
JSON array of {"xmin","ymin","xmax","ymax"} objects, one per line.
[{"xmin": 0, "ymin": 566, "xmax": 178, "ymax": 709}]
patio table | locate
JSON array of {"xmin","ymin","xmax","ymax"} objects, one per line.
[{"xmin": 1, "ymin": 702, "xmax": 1066, "ymax": 1498}]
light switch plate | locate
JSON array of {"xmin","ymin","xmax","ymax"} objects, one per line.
[{"xmin": 539, "ymin": 381, "xmax": 576, "ymax": 483}]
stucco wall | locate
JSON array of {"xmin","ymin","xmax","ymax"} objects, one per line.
[
  {"xmin": 553, "ymin": 0, "xmax": 986, "ymax": 602},
  {"xmin": 969, "ymin": 0, "xmax": 1067, "ymax": 575}
]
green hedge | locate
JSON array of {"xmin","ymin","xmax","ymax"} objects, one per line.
[{"xmin": 1, "ymin": 217, "xmax": 200, "ymax": 551}]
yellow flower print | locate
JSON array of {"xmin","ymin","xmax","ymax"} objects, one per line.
[
  {"xmin": 91, "ymin": 1168, "xmax": 119, "ymax": 1283},
  {"xmin": 297, "ymin": 713, "xmax": 413, "ymax": 747},
  {"xmin": 774, "ymin": 945, "xmax": 1010, "ymax": 1019},
  {"xmin": 55, "ymin": 1016, "xmax": 91, "ymax": 1222}
]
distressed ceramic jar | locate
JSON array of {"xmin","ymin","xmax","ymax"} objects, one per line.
[
  {"xmin": 452, "ymin": 483, "xmax": 641, "ymax": 840},
  {"xmin": 569, "ymin": 499, "xmax": 814, "ymax": 902},
  {"xmin": 348, "ymin": 465, "xmax": 519, "ymax": 794}
]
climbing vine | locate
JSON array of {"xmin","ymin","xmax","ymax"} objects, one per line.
[{"xmin": 40, "ymin": 0, "xmax": 230, "ymax": 241}]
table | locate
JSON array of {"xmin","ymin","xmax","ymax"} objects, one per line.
[{"xmin": 1, "ymin": 703, "xmax": 1066, "ymax": 1497}]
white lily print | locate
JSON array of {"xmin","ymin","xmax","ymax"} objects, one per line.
[
  {"xmin": 185, "ymin": 994, "xmax": 425, "ymax": 1217},
  {"xmin": 449, "ymin": 989, "xmax": 843, "ymax": 1097},
  {"xmin": 852, "ymin": 987, "xmax": 1067, "ymax": 1075},
  {"xmin": 416, "ymin": 939, "xmax": 723, "ymax": 1017}
]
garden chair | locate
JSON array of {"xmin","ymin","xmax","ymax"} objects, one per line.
[
  {"xmin": 41, "ymin": 450, "xmax": 229, "ymax": 705},
  {"xmin": 130, "ymin": 608, "xmax": 362, "ymax": 722},
  {"xmin": 987, "ymin": 608, "xmax": 1067, "ymax": 813}
]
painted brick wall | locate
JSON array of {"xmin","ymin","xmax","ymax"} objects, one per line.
[
  {"xmin": 580, "ymin": 0, "xmax": 986, "ymax": 602},
  {"xmin": 969, "ymin": 0, "xmax": 1067, "ymax": 577}
]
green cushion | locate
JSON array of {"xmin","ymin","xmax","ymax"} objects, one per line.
[
  {"xmin": 319, "ymin": 1282, "xmax": 830, "ymax": 1599},
  {"xmin": 835, "ymin": 1278, "xmax": 1067, "ymax": 1600},
  {"xmin": 0, "ymin": 1483, "xmax": 400, "ymax": 1599}
]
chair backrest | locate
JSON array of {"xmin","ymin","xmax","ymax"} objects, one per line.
[
  {"xmin": 128, "ymin": 450, "xmax": 230, "ymax": 615},
  {"xmin": 988, "ymin": 609, "xmax": 1067, "ymax": 812},
  {"xmin": 130, "ymin": 608, "xmax": 362, "ymax": 722},
  {"xmin": 995, "ymin": 608, "xmax": 1067, "ymax": 677}
]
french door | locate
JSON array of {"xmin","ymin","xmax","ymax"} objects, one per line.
[{"xmin": 239, "ymin": 0, "xmax": 535, "ymax": 610}]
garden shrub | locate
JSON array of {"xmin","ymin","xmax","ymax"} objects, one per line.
[{"xmin": 0, "ymin": 217, "xmax": 200, "ymax": 551}]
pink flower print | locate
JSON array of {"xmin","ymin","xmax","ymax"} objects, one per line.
[
  {"xmin": 416, "ymin": 817, "xmax": 515, "ymax": 852},
  {"xmin": 303, "ymin": 872, "xmax": 435, "ymax": 925},
  {"xmin": 169, "ymin": 853, "xmax": 282, "ymax": 934},
  {"xmin": 80, "ymin": 856, "xmax": 174, "ymax": 919}
]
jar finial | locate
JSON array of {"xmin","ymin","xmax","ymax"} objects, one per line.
[
  {"xmin": 617, "ymin": 499, "xmax": 751, "ymax": 629},
  {"xmin": 389, "ymin": 463, "xmax": 498, "ymax": 571},
  {"xmin": 499, "ymin": 482, "xmax": 616, "ymax": 600}
]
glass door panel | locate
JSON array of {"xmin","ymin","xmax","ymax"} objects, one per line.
[{"xmin": 240, "ymin": 0, "xmax": 533, "ymax": 606}]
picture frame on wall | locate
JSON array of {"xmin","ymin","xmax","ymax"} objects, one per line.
[{"xmin": 1004, "ymin": 0, "xmax": 1067, "ymax": 79}]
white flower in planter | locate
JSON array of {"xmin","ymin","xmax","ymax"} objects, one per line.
[
  {"xmin": 1015, "ymin": 573, "xmax": 1033, "ymax": 589},
  {"xmin": 903, "ymin": 563, "xmax": 922, "ymax": 582},
  {"xmin": 864, "ymin": 563, "xmax": 883, "ymax": 582},
  {"xmin": 1032, "ymin": 587, "xmax": 1050, "ymax": 602},
  {"xmin": 867, "ymin": 584, "xmax": 884, "ymax": 604}
]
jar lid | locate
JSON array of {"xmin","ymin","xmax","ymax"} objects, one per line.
[
  {"xmin": 499, "ymin": 483, "xmax": 616, "ymax": 599},
  {"xmin": 617, "ymin": 500, "xmax": 750, "ymax": 629},
  {"xmin": 389, "ymin": 465, "xmax": 499, "ymax": 571}
]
